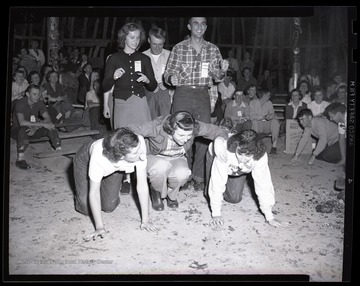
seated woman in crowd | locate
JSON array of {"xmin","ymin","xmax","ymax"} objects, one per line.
[
  {"xmin": 298, "ymin": 80, "xmax": 313, "ymax": 105},
  {"xmin": 285, "ymin": 88, "xmax": 308, "ymax": 120},
  {"xmin": 41, "ymin": 70, "xmax": 74, "ymax": 123},
  {"xmin": 307, "ymin": 86, "xmax": 329, "ymax": 117}
]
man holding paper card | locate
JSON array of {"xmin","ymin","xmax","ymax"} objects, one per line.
[{"xmin": 164, "ymin": 17, "xmax": 229, "ymax": 193}]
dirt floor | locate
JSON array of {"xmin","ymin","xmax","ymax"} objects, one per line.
[{"xmin": 5, "ymin": 132, "xmax": 349, "ymax": 282}]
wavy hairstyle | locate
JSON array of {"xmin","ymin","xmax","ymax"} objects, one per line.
[
  {"xmin": 163, "ymin": 111, "xmax": 199, "ymax": 136},
  {"xmin": 227, "ymin": 129, "xmax": 266, "ymax": 161},
  {"xmin": 102, "ymin": 127, "xmax": 139, "ymax": 163},
  {"xmin": 117, "ymin": 22, "xmax": 146, "ymax": 50}
]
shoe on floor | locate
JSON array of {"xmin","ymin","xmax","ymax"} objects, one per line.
[
  {"xmin": 337, "ymin": 190, "xmax": 345, "ymax": 201},
  {"xmin": 269, "ymin": 147, "xmax": 277, "ymax": 155},
  {"xmin": 180, "ymin": 180, "xmax": 193, "ymax": 191},
  {"xmin": 15, "ymin": 160, "xmax": 30, "ymax": 170},
  {"xmin": 193, "ymin": 181, "xmax": 205, "ymax": 192},
  {"xmin": 120, "ymin": 181, "xmax": 132, "ymax": 195},
  {"xmin": 166, "ymin": 197, "xmax": 179, "ymax": 209},
  {"xmin": 150, "ymin": 186, "xmax": 164, "ymax": 211},
  {"xmin": 335, "ymin": 176, "xmax": 345, "ymax": 190}
]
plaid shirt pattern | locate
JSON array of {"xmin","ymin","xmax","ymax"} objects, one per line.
[
  {"xmin": 164, "ymin": 39, "xmax": 225, "ymax": 87},
  {"xmin": 158, "ymin": 136, "xmax": 186, "ymax": 157}
]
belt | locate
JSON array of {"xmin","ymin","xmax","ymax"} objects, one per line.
[{"xmin": 179, "ymin": 85, "xmax": 209, "ymax": 90}]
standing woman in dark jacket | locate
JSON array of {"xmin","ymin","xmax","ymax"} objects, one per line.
[{"xmin": 102, "ymin": 22, "xmax": 157, "ymax": 129}]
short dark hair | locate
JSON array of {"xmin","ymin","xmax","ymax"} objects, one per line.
[
  {"xmin": 163, "ymin": 111, "xmax": 199, "ymax": 136},
  {"xmin": 323, "ymin": 102, "xmax": 346, "ymax": 120},
  {"xmin": 227, "ymin": 129, "xmax": 266, "ymax": 161},
  {"xmin": 25, "ymin": 84, "xmax": 40, "ymax": 94},
  {"xmin": 148, "ymin": 26, "xmax": 166, "ymax": 41},
  {"xmin": 296, "ymin": 108, "xmax": 313, "ymax": 120},
  {"xmin": 289, "ymin": 88, "xmax": 302, "ymax": 100},
  {"xmin": 102, "ymin": 128, "xmax": 139, "ymax": 163}
]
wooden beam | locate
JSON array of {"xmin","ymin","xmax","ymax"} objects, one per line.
[
  {"xmin": 110, "ymin": 17, "xmax": 117, "ymax": 40},
  {"xmin": 92, "ymin": 18, "xmax": 100, "ymax": 39},
  {"xmin": 277, "ymin": 18, "xmax": 285, "ymax": 93},
  {"xmin": 82, "ymin": 17, "xmax": 88, "ymax": 38},
  {"xmin": 211, "ymin": 17, "xmax": 217, "ymax": 43},
  {"xmin": 267, "ymin": 18, "xmax": 275, "ymax": 69},
  {"xmin": 103, "ymin": 17, "xmax": 109, "ymax": 39},
  {"xmin": 69, "ymin": 17, "xmax": 75, "ymax": 39},
  {"xmin": 258, "ymin": 18, "xmax": 268, "ymax": 79},
  {"xmin": 241, "ymin": 18, "xmax": 246, "ymax": 54},
  {"xmin": 251, "ymin": 18, "xmax": 260, "ymax": 63}
]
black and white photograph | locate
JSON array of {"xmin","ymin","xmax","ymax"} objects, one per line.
[{"xmin": 3, "ymin": 6, "xmax": 357, "ymax": 282}]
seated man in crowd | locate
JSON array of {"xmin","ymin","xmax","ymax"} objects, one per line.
[
  {"xmin": 126, "ymin": 111, "xmax": 228, "ymax": 211},
  {"xmin": 249, "ymin": 88, "xmax": 280, "ymax": 154},
  {"xmin": 205, "ymin": 129, "xmax": 290, "ymax": 228},
  {"xmin": 223, "ymin": 89, "xmax": 252, "ymax": 133},
  {"xmin": 11, "ymin": 84, "xmax": 62, "ymax": 169},
  {"xmin": 291, "ymin": 108, "xmax": 340, "ymax": 165}
]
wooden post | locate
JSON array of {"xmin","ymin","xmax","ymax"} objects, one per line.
[
  {"xmin": 258, "ymin": 18, "xmax": 268, "ymax": 79},
  {"xmin": 277, "ymin": 18, "xmax": 285, "ymax": 93},
  {"xmin": 110, "ymin": 17, "xmax": 117, "ymax": 40},
  {"xmin": 164, "ymin": 17, "xmax": 169, "ymax": 49},
  {"xmin": 47, "ymin": 17, "xmax": 60, "ymax": 68},
  {"xmin": 317, "ymin": 7, "xmax": 322, "ymax": 78},
  {"xmin": 251, "ymin": 18, "xmax": 260, "ymax": 63},
  {"xmin": 82, "ymin": 17, "xmax": 88, "ymax": 39},
  {"xmin": 103, "ymin": 17, "xmax": 109, "ymax": 39},
  {"xmin": 267, "ymin": 18, "xmax": 275, "ymax": 69},
  {"xmin": 211, "ymin": 17, "xmax": 217, "ymax": 43},
  {"xmin": 241, "ymin": 18, "xmax": 246, "ymax": 54},
  {"xmin": 304, "ymin": 21, "xmax": 312, "ymax": 72}
]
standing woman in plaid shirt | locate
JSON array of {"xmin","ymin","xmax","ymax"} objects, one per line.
[{"xmin": 164, "ymin": 17, "xmax": 229, "ymax": 192}]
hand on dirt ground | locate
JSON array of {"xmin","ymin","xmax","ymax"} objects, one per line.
[
  {"xmin": 290, "ymin": 155, "xmax": 299, "ymax": 162},
  {"xmin": 210, "ymin": 216, "xmax": 224, "ymax": 227},
  {"xmin": 83, "ymin": 228, "xmax": 106, "ymax": 242},
  {"xmin": 337, "ymin": 159, "xmax": 346, "ymax": 167},
  {"xmin": 140, "ymin": 220, "xmax": 158, "ymax": 232},
  {"xmin": 267, "ymin": 219, "xmax": 290, "ymax": 228},
  {"xmin": 307, "ymin": 154, "xmax": 316, "ymax": 165}
]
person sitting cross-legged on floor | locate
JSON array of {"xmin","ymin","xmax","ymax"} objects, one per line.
[
  {"xmin": 249, "ymin": 88, "xmax": 280, "ymax": 154},
  {"xmin": 11, "ymin": 84, "xmax": 62, "ymax": 169},
  {"xmin": 291, "ymin": 108, "xmax": 341, "ymax": 165},
  {"xmin": 126, "ymin": 111, "xmax": 228, "ymax": 211},
  {"xmin": 205, "ymin": 129, "xmax": 290, "ymax": 228}
]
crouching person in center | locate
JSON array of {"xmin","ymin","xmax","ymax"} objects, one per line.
[
  {"xmin": 73, "ymin": 127, "xmax": 158, "ymax": 242},
  {"xmin": 127, "ymin": 111, "xmax": 228, "ymax": 211},
  {"xmin": 205, "ymin": 129, "xmax": 290, "ymax": 227}
]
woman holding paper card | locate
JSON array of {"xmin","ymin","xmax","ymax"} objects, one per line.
[{"xmin": 102, "ymin": 22, "xmax": 157, "ymax": 129}]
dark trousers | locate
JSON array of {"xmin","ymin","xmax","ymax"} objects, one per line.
[
  {"xmin": 316, "ymin": 141, "xmax": 341, "ymax": 164},
  {"xmin": 205, "ymin": 150, "xmax": 247, "ymax": 204},
  {"xmin": 73, "ymin": 140, "xmax": 123, "ymax": 216},
  {"xmin": 11, "ymin": 126, "xmax": 61, "ymax": 153},
  {"xmin": 172, "ymin": 87, "xmax": 211, "ymax": 183}
]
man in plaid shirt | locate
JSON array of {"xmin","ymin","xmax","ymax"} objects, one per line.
[{"xmin": 164, "ymin": 17, "xmax": 229, "ymax": 192}]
